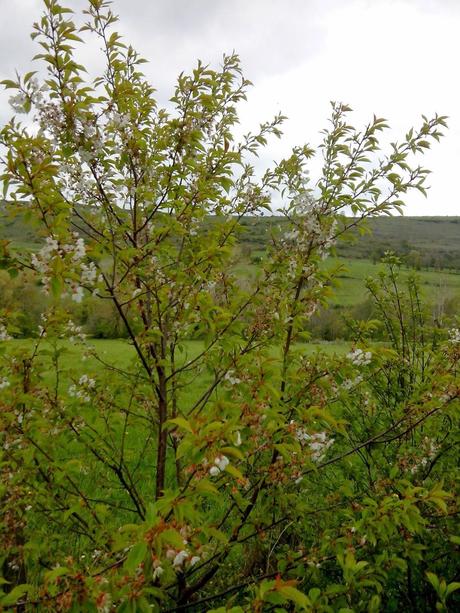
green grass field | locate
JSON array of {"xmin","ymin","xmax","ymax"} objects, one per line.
[
  {"xmin": 5, "ymin": 338, "xmax": 351, "ymax": 370},
  {"xmin": 2, "ymin": 208, "xmax": 459, "ymax": 343},
  {"xmin": 323, "ymin": 257, "xmax": 460, "ymax": 307},
  {"xmin": 235, "ymin": 254, "xmax": 460, "ymax": 309},
  {"xmin": 3, "ymin": 338, "xmax": 352, "ymax": 411}
]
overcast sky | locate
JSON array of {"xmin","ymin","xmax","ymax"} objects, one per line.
[{"xmin": 1, "ymin": 0, "xmax": 459, "ymax": 215}]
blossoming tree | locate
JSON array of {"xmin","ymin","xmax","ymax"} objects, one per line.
[{"xmin": 1, "ymin": 1, "xmax": 459, "ymax": 611}]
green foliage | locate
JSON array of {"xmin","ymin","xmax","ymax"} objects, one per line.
[{"xmin": 0, "ymin": 1, "xmax": 458, "ymax": 611}]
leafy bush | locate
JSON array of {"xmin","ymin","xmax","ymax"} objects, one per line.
[{"xmin": 0, "ymin": 1, "xmax": 457, "ymax": 611}]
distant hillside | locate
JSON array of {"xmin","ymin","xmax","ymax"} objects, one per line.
[
  {"xmin": 239, "ymin": 215, "xmax": 460, "ymax": 270},
  {"xmin": 0, "ymin": 204, "xmax": 42, "ymax": 250},
  {"xmin": 1, "ymin": 202, "xmax": 459, "ymax": 269},
  {"xmin": 338, "ymin": 216, "xmax": 460, "ymax": 268}
]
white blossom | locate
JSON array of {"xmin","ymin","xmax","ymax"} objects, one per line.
[
  {"xmin": 79, "ymin": 374, "xmax": 95, "ymax": 388},
  {"xmin": 347, "ymin": 348, "xmax": 372, "ymax": 366},
  {"xmin": 214, "ymin": 455, "xmax": 229, "ymax": 471},
  {"xmin": 72, "ymin": 285, "xmax": 85, "ymax": 303},
  {"xmin": 38, "ymin": 324, "xmax": 47, "ymax": 337},
  {"xmin": 152, "ymin": 565, "xmax": 164, "ymax": 580},
  {"xmin": 410, "ymin": 437, "xmax": 438, "ymax": 474},
  {"xmin": 80, "ymin": 262, "xmax": 97, "ymax": 285},
  {"xmin": 9, "ymin": 92, "xmax": 28, "ymax": 113},
  {"xmin": 294, "ymin": 426, "xmax": 334, "ymax": 463},
  {"xmin": 73, "ymin": 238, "xmax": 86, "ymax": 262},
  {"xmin": 68, "ymin": 374, "xmax": 95, "ymax": 403},
  {"xmin": 342, "ymin": 375, "xmax": 363, "ymax": 390},
  {"xmin": 224, "ymin": 370, "xmax": 241, "ymax": 386},
  {"xmin": 173, "ymin": 550, "xmax": 189, "ymax": 568},
  {"xmin": 111, "ymin": 111, "xmax": 130, "ymax": 130},
  {"xmin": 65, "ymin": 320, "xmax": 86, "ymax": 343},
  {"xmin": 0, "ymin": 378, "xmax": 10, "ymax": 390},
  {"xmin": 0, "ymin": 325, "xmax": 12, "ymax": 341}
]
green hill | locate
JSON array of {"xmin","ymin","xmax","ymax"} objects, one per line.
[
  {"xmin": 1, "ymin": 204, "xmax": 459, "ymax": 340},
  {"xmin": 238, "ymin": 215, "xmax": 460, "ymax": 270},
  {"xmin": 2, "ymin": 201, "xmax": 459, "ymax": 268}
]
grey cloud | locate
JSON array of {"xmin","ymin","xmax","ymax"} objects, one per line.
[
  {"xmin": 1, "ymin": 0, "xmax": 459, "ymax": 214},
  {"xmin": 111, "ymin": 0, "xmax": 327, "ymax": 99}
]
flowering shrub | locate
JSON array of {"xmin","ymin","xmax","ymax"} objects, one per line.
[{"xmin": 0, "ymin": 1, "xmax": 458, "ymax": 611}]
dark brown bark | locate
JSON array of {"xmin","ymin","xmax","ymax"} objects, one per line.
[{"xmin": 155, "ymin": 368, "xmax": 168, "ymax": 499}]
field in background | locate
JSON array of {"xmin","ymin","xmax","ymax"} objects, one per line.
[
  {"xmin": 1, "ymin": 206, "xmax": 460, "ymax": 341},
  {"xmin": 322, "ymin": 257, "xmax": 460, "ymax": 307},
  {"xmin": 2, "ymin": 205, "xmax": 460, "ymax": 268},
  {"xmin": 238, "ymin": 215, "xmax": 460, "ymax": 270},
  {"xmin": 6, "ymin": 338, "xmax": 352, "ymax": 373}
]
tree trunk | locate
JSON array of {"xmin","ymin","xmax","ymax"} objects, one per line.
[{"xmin": 155, "ymin": 369, "xmax": 168, "ymax": 499}]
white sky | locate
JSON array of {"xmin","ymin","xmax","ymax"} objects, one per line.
[{"xmin": 1, "ymin": 0, "xmax": 459, "ymax": 215}]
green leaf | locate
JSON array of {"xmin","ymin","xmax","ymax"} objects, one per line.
[
  {"xmin": 225, "ymin": 464, "xmax": 245, "ymax": 481},
  {"xmin": 0, "ymin": 79, "xmax": 19, "ymax": 89},
  {"xmin": 426, "ymin": 572, "xmax": 440, "ymax": 592},
  {"xmin": 1, "ymin": 584, "xmax": 33, "ymax": 607},
  {"xmin": 50, "ymin": 276, "xmax": 62, "ymax": 298},
  {"xmin": 166, "ymin": 416, "xmax": 193, "ymax": 433},
  {"xmin": 278, "ymin": 585, "xmax": 311, "ymax": 609},
  {"xmin": 220, "ymin": 446, "xmax": 245, "ymax": 460},
  {"xmin": 45, "ymin": 566, "xmax": 70, "ymax": 582},
  {"xmin": 124, "ymin": 542, "xmax": 147, "ymax": 572},
  {"xmin": 446, "ymin": 582, "xmax": 460, "ymax": 597},
  {"xmin": 220, "ymin": 177, "xmax": 233, "ymax": 193},
  {"xmin": 194, "ymin": 479, "xmax": 219, "ymax": 496},
  {"xmin": 308, "ymin": 587, "xmax": 321, "ymax": 602},
  {"xmin": 24, "ymin": 71, "xmax": 37, "ymax": 83}
]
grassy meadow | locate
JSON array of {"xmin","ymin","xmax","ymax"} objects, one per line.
[
  {"xmin": 322, "ymin": 257, "xmax": 460, "ymax": 307},
  {"xmin": 1, "ymin": 207, "xmax": 460, "ymax": 345},
  {"xmin": 5, "ymin": 337, "xmax": 352, "ymax": 382}
]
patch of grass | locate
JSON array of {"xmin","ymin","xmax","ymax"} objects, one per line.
[{"xmin": 323, "ymin": 257, "xmax": 460, "ymax": 307}]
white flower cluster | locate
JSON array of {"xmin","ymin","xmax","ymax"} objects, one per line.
[
  {"xmin": 37, "ymin": 101, "xmax": 66, "ymax": 141},
  {"xmin": 223, "ymin": 370, "xmax": 241, "ymax": 386},
  {"xmin": 282, "ymin": 195, "xmax": 339, "ymax": 265},
  {"xmin": 68, "ymin": 374, "xmax": 95, "ymax": 403},
  {"xmin": 111, "ymin": 111, "xmax": 130, "ymax": 130},
  {"xmin": 239, "ymin": 186, "xmax": 269, "ymax": 214},
  {"xmin": 31, "ymin": 234, "xmax": 99, "ymax": 302},
  {"xmin": 73, "ymin": 238, "xmax": 86, "ymax": 261},
  {"xmin": 9, "ymin": 78, "xmax": 47, "ymax": 114},
  {"xmin": 77, "ymin": 119, "xmax": 105, "ymax": 160},
  {"xmin": 295, "ymin": 426, "xmax": 334, "ymax": 463},
  {"xmin": 342, "ymin": 375, "xmax": 363, "ymax": 390},
  {"xmin": 209, "ymin": 455, "xmax": 229, "ymax": 477},
  {"xmin": 0, "ymin": 324, "xmax": 12, "ymax": 341},
  {"xmin": 165, "ymin": 548, "xmax": 200, "ymax": 572},
  {"xmin": 347, "ymin": 348, "xmax": 372, "ymax": 366},
  {"xmin": 152, "ymin": 560, "xmax": 164, "ymax": 580},
  {"xmin": 448, "ymin": 328, "xmax": 460, "ymax": 344},
  {"xmin": 9, "ymin": 92, "xmax": 28, "ymax": 113},
  {"xmin": 410, "ymin": 437, "xmax": 438, "ymax": 474},
  {"xmin": 0, "ymin": 377, "xmax": 10, "ymax": 390},
  {"xmin": 81, "ymin": 261, "xmax": 98, "ymax": 285},
  {"xmin": 28, "ymin": 77, "xmax": 47, "ymax": 105},
  {"xmin": 65, "ymin": 320, "xmax": 86, "ymax": 343},
  {"xmin": 59, "ymin": 158, "xmax": 96, "ymax": 198}
]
